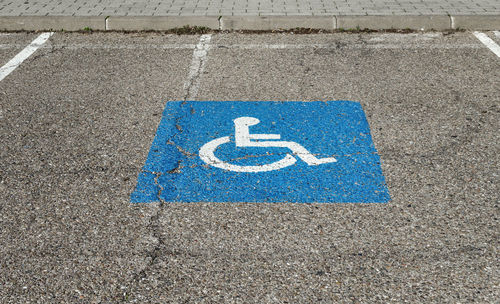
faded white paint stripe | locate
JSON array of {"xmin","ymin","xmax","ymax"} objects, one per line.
[
  {"xmin": 0, "ymin": 43, "xmax": 485, "ymax": 50},
  {"xmin": 213, "ymin": 43, "xmax": 483, "ymax": 50},
  {"xmin": 494, "ymin": 31, "xmax": 500, "ymax": 38},
  {"xmin": 473, "ymin": 31, "xmax": 500, "ymax": 58},
  {"xmin": 0, "ymin": 43, "xmax": 196, "ymax": 50},
  {"xmin": 0, "ymin": 32, "xmax": 54, "ymax": 82},
  {"xmin": 57, "ymin": 43, "xmax": 197, "ymax": 50},
  {"xmin": 183, "ymin": 34, "xmax": 211, "ymax": 101}
]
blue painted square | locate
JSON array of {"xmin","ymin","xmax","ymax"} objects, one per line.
[{"xmin": 131, "ymin": 101, "xmax": 390, "ymax": 203}]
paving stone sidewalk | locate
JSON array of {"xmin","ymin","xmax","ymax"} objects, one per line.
[
  {"xmin": 1, "ymin": 0, "xmax": 499, "ymax": 17},
  {"xmin": 0, "ymin": 1, "xmax": 499, "ymax": 33}
]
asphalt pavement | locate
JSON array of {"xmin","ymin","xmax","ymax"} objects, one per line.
[{"xmin": 0, "ymin": 31, "xmax": 499, "ymax": 302}]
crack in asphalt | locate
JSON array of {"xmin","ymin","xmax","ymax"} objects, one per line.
[{"xmin": 166, "ymin": 140, "xmax": 196, "ymax": 158}]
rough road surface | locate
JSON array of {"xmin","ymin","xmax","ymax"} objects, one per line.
[{"xmin": 0, "ymin": 31, "xmax": 499, "ymax": 302}]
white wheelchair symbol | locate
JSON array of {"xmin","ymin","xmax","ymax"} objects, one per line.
[{"xmin": 199, "ymin": 117, "xmax": 337, "ymax": 172}]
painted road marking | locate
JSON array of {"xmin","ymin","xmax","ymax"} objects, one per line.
[
  {"xmin": 131, "ymin": 101, "xmax": 390, "ymax": 203},
  {"xmin": 494, "ymin": 31, "xmax": 500, "ymax": 38},
  {"xmin": 473, "ymin": 32, "xmax": 500, "ymax": 58},
  {"xmin": 0, "ymin": 32, "xmax": 54, "ymax": 82},
  {"xmin": 210, "ymin": 44, "xmax": 483, "ymax": 50},
  {"xmin": 199, "ymin": 116, "xmax": 337, "ymax": 172},
  {"xmin": 0, "ymin": 43, "xmax": 485, "ymax": 51},
  {"xmin": 183, "ymin": 34, "xmax": 211, "ymax": 100}
]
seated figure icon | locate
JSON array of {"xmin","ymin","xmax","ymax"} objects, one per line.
[{"xmin": 199, "ymin": 116, "xmax": 337, "ymax": 172}]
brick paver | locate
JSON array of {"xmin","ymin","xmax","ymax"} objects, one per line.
[{"xmin": 0, "ymin": 0, "xmax": 499, "ymax": 17}]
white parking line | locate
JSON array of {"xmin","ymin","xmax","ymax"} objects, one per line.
[
  {"xmin": 47, "ymin": 44, "xmax": 197, "ymax": 50},
  {"xmin": 473, "ymin": 31, "xmax": 500, "ymax": 58},
  {"xmin": 494, "ymin": 31, "xmax": 500, "ymax": 38},
  {"xmin": 0, "ymin": 32, "xmax": 54, "ymax": 82},
  {"xmin": 0, "ymin": 43, "xmax": 484, "ymax": 51},
  {"xmin": 212, "ymin": 43, "xmax": 483, "ymax": 50},
  {"xmin": 183, "ymin": 34, "xmax": 212, "ymax": 101}
]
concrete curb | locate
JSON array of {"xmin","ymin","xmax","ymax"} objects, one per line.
[
  {"xmin": 0, "ymin": 15, "xmax": 499, "ymax": 31},
  {"xmin": 451, "ymin": 15, "xmax": 500, "ymax": 30},
  {"xmin": 106, "ymin": 16, "xmax": 219, "ymax": 31},
  {"xmin": 336, "ymin": 15, "xmax": 451, "ymax": 31},
  {"xmin": 220, "ymin": 16, "xmax": 336, "ymax": 30},
  {"xmin": 0, "ymin": 16, "xmax": 105, "ymax": 31}
]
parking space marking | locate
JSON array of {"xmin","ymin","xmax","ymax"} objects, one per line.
[
  {"xmin": 0, "ymin": 32, "xmax": 54, "ymax": 82},
  {"xmin": 131, "ymin": 101, "xmax": 391, "ymax": 203},
  {"xmin": 211, "ymin": 43, "xmax": 483, "ymax": 50},
  {"xmin": 53, "ymin": 43, "xmax": 482, "ymax": 50},
  {"xmin": 0, "ymin": 44, "xmax": 38, "ymax": 49},
  {"xmin": 473, "ymin": 31, "xmax": 500, "ymax": 58},
  {"xmin": 51, "ymin": 44, "xmax": 197, "ymax": 50},
  {"xmin": 0, "ymin": 42, "xmax": 483, "ymax": 51},
  {"xmin": 183, "ymin": 34, "xmax": 212, "ymax": 100}
]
